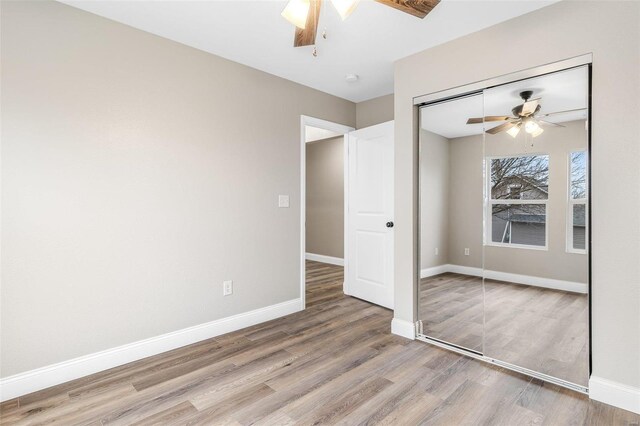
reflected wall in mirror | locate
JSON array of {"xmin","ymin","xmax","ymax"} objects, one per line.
[
  {"xmin": 482, "ymin": 66, "xmax": 590, "ymax": 387},
  {"xmin": 419, "ymin": 94, "xmax": 485, "ymax": 353}
]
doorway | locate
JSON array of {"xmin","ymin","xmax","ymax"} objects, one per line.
[
  {"xmin": 300, "ymin": 116, "xmax": 395, "ymax": 311},
  {"xmin": 300, "ymin": 116, "xmax": 353, "ymax": 309}
]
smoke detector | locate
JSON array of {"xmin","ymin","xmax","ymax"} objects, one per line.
[{"xmin": 345, "ymin": 74, "xmax": 359, "ymax": 83}]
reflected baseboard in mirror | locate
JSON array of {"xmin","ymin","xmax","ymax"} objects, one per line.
[{"xmin": 417, "ymin": 62, "xmax": 591, "ymax": 392}]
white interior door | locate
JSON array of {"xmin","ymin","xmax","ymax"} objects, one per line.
[{"xmin": 346, "ymin": 120, "xmax": 394, "ymax": 309}]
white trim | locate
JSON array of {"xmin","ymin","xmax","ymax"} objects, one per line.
[
  {"xmin": 343, "ymin": 133, "xmax": 350, "ymax": 295},
  {"xmin": 0, "ymin": 298, "xmax": 301, "ymax": 402},
  {"xmin": 300, "ymin": 115, "xmax": 354, "ymax": 309},
  {"xmin": 421, "ymin": 264, "xmax": 482, "ymax": 278},
  {"xmin": 301, "ymin": 116, "xmax": 354, "ymax": 135},
  {"xmin": 305, "ymin": 253, "xmax": 344, "ymax": 266},
  {"xmin": 420, "ymin": 264, "xmax": 587, "ymax": 294},
  {"xmin": 589, "ymin": 376, "xmax": 640, "ymax": 414},
  {"xmin": 391, "ymin": 318, "xmax": 415, "ymax": 340},
  {"xmin": 448, "ymin": 264, "xmax": 484, "ymax": 277},
  {"xmin": 485, "ymin": 269, "xmax": 587, "ymax": 294},
  {"xmin": 486, "ymin": 241, "xmax": 548, "ymax": 251},
  {"xmin": 419, "ymin": 264, "xmax": 450, "ymax": 278},
  {"xmin": 304, "ymin": 127, "xmax": 342, "ymax": 143}
]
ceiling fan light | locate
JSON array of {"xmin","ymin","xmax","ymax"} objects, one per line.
[
  {"xmin": 282, "ymin": 0, "xmax": 310, "ymax": 29},
  {"xmin": 532, "ymin": 127, "xmax": 544, "ymax": 138},
  {"xmin": 524, "ymin": 120, "xmax": 540, "ymax": 134},
  {"xmin": 507, "ymin": 124, "xmax": 521, "ymax": 138},
  {"xmin": 330, "ymin": 0, "xmax": 359, "ymax": 20}
]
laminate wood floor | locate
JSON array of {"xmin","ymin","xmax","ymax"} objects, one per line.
[
  {"xmin": 419, "ymin": 273, "xmax": 589, "ymax": 387},
  {"xmin": 1, "ymin": 261, "xmax": 637, "ymax": 425}
]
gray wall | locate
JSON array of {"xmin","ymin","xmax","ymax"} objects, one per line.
[
  {"xmin": 356, "ymin": 94, "xmax": 394, "ymax": 129},
  {"xmin": 421, "ymin": 122, "xmax": 588, "ymax": 284},
  {"xmin": 0, "ymin": 0, "xmax": 355, "ymax": 377},
  {"xmin": 306, "ymin": 137, "xmax": 344, "ymax": 259},
  {"xmin": 425, "ymin": 121, "xmax": 588, "ymax": 283},
  {"xmin": 395, "ymin": 1, "xmax": 640, "ymax": 389},
  {"xmin": 446, "ymin": 135, "xmax": 484, "ymax": 270},
  {"xmin": 483, "ymin": 120, "xmax": 588, "ymax": 283},
  {"xmin": 419, "ymin": 130, "xmax": 449, "ymax": 269}
]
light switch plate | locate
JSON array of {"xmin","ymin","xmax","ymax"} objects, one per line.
[
  {"xmin": 278, "ymin": 195, "xmax": 290, "ymax": 208},
  {"xmin": 223, "ymin": 280, "xmax": 233, "ymax": 296}
]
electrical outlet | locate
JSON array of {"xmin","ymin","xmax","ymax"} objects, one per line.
[
  {"xmin": 464, "ymin": 248, "xmax": 470, "ymax": 256},
  {"xmin": 435, "ymin": 247, "xmax": 439, "ymax": 256},
  {"xmin": 223, "ymin": 280, "xmax": 233, "ymax": 296}
]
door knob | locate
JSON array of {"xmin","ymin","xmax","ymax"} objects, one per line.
[{"xmin": 386, "ymin": 221, "xmax": 394, "ymax": 228}]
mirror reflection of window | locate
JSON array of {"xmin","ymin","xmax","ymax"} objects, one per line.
[
  {"xmin": 488, "ymin": 154, "xmax": 549, "ymax": 248},
  {"xmin": 569, "ymin": 150, "xmax": 588, "ymax": 253}
]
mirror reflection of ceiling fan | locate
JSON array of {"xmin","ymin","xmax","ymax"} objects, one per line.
[
  {"xmin": 466, "ymin": 90, "xmax": 587, "ymax": 138},
  {"xmin": 282, "ymin": 0, "xmax": 440, "ymax": 52}
]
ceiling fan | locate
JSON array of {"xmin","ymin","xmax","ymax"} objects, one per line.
[
  {"xmin": 466, "ymin": 90, "xmax": 587, "ymax": 138},
  {"xmin": 282, "ymin": 0, "xmax": 440, "ymax": 51}
]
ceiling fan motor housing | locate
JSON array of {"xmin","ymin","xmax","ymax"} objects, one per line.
[{"xmin": 520, "ymin": 90, "xmax": 534, "ymax": 101}]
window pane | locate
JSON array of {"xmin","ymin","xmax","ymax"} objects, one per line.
[
  {"xmin": 570, "ymin": 151, "xmax": 587, "ymax": 199},
  {"xmin": 491, "ymin": 204, "xmax": 546, "ymax": 247},
  {"xmin": 573, "ymin": 203, "xmax": 586, "ymax": 250},
  {"xmin": 491, "ymin": 155, "xmax": 549, "ymax": 200}
]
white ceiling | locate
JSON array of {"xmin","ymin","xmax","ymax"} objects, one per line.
[
  {"xmin": 305, "ymin": 125, "xmax": 342, "ymax": 142},
  {"xmin": 421, "ymin": 66, "xmax": 589, "ymax": 139},
  {"xmin": 59, "ymin": 0, "xmax": 558, "ymax": 102}
]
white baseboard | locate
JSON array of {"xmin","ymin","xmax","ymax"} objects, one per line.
[
  {"xmin": 391, "ymin": 318, "xmax": 415, "ymax": 340},
  {"xmin": 421, "ymin": 264, "xmax": 482, "ymax": 279},
  {"xmin": 589, "ymin": 376, "xmax": 640, "ymax": 414},
  {"xmin": 419, "ymin": 264, "xmax": 450, "ymax": 278},
  {"xmin": 420, "ymin": 264, "xmax": 587, "ymax": 294},
  {"xmin": 0, "ymin": 298, "xmax": 302, "ymax": 402},
  {"xmin": 484, "ymin": 269, "xmax": 587, "ymax": 294},
  {"xmin": 305, "ymin": 253, "xmax": 344, "ymax": 266},
  {"xmin": 448, "ymin": 264, "xmax": 483, "ymax": 277}
]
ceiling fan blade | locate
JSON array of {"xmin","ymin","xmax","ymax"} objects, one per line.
[
  {"xmin": 486, "ymin": 121, "xmax": 516, "ymax": 135},
  {"xmin": 466, "ymin": 116, "xmax": 511, "ymax": 124},
  {"xmin": 521, "ymin": 99, "xmax": 540, "ymax": 116},
  {"xmin": 538, "ymin": 119, "xmax": 565, "ymax": 128},
  {"xmin": 294, "ymin": 0, "xmax": 321, "ymax": 47},
  {"xmin": 374, "ymin": 0, "xmax": 440, "ymax": 18},
  {"xmin": 539, "ymin": 108, "xmax": 588, "ymax": 117}
]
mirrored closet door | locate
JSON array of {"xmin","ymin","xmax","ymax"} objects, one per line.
[
  {"xmin": 418, "ymin": 64, "xmax": 590, "ymax": 390},
  {"xmin": 419, "ymin": 94, "xmax": 485, "ymax": 354}
]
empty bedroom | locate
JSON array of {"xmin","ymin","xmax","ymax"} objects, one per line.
[{"xmin": 1, "ymin": 0, "xmax": 639, "ymax": 424}]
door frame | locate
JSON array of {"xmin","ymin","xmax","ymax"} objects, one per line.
[{"xmin": 300, "ymin": 115, "xmax": 355, "ymax": 310}]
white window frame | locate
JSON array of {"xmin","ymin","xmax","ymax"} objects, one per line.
[
  {"xmin": 485, "ymin": 153, "xmax": 549, "ymax": 251},
  {"xmin": 567, "ymin": 150, "xmax": 588, "ymax": 254}
]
